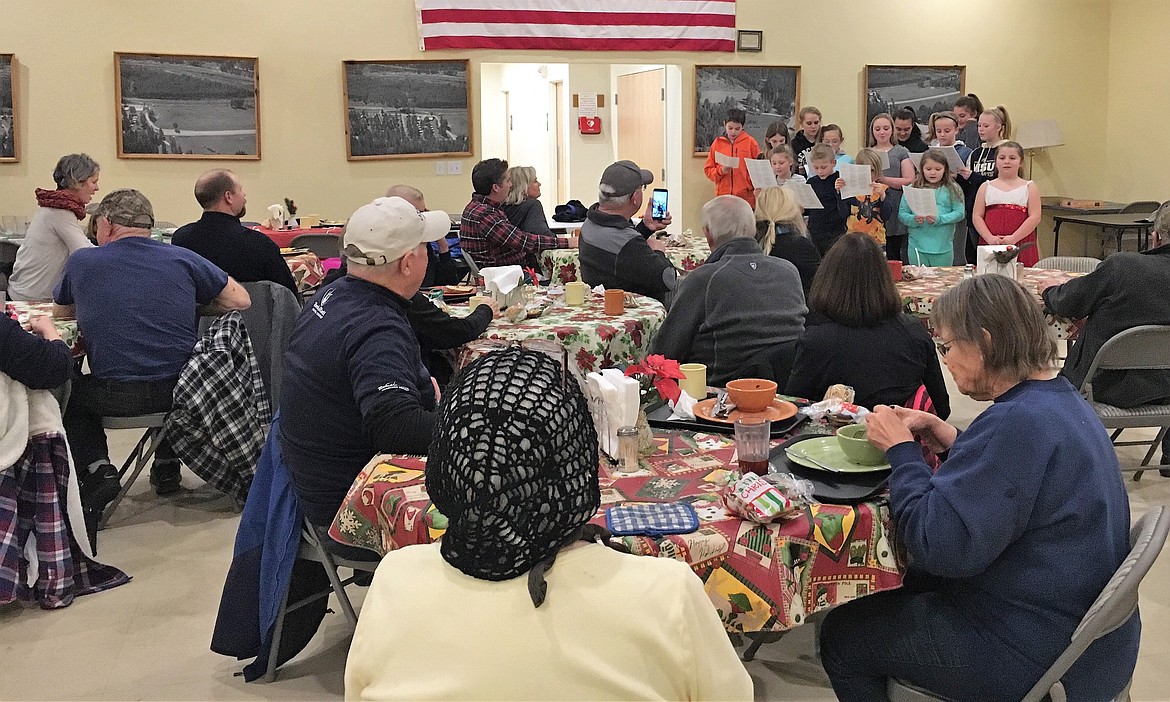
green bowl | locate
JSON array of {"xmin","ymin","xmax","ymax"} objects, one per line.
[{"xmin": 835, "ymin": 423, "xmax": 887, "ymax": 466}]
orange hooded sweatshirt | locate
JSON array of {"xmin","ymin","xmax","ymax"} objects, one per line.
[{"xmin": 703, "ymin": 130, "xmax": 762, "ymax": 208}]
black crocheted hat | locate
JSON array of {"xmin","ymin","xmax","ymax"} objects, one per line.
[{"xmin": 427, "ymin": 347, "xmax": 600, "ymax": 582}]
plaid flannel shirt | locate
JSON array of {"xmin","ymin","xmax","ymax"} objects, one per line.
[
  {"xmin": 459, "ymin": 193, "xmax": 565, "ymax": 267},
  {"xmin": 168, "ymin": 312, "xmax": 271, "ymax": 503},
  {"xmin": 1, "ymin": 430, "xmax": 131, "ymax": 609}
]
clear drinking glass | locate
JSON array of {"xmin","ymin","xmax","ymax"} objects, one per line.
[{"xmin": 734, "ymin": 417, "xmax": 772, "ymax": 476}]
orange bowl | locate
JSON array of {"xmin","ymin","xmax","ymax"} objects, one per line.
[{"xmin": 725, "ymin": 378, "xmax": 778, "ymax": 413}]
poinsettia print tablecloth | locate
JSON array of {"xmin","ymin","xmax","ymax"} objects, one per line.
[
  {"xmin": 451, "ymin": 291, "xmax": 666, "ymax": 375},
  {"xmin": 330, "ymin": 429, "xmax": 903, "ymax": 633},
  {"xmin": 897, "ymin": 267, "xmax": 1084, "ymax": 340},
  {"xmin": 538, "ymin": 239, "xmax": 711, "ymax": 285}
]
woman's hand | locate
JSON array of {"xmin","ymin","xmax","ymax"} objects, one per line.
[
  {"xmin": 864, "ymin": 406, "xmax": 915, "ymax": 451},
  {"xmin": 890, "ymin": 406, "xmax": 958, "ymax": 454}
]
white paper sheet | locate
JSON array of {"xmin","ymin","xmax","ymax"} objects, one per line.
[
  {"xmin": 877, "ymin": 149, "xmax": 891, "ymax": 171},
  {"xmin": 782, "ymin": 180, "xmax": 824, "ymax": 209},
  {"xmin": 714, "ymin": 151, "xmax": 740, "ymax": 168},
  {"xmin": 746, "ymin": 158, "xmax": 780, "ymax": 190},
  {"xmin": 839, "ymin": 163, "xmax": 874, "ymax": 200},
  {"xmin": 908, "ymin": 152, "xmax": 924, "ymax": 171},
  {"xmin": 903, "ymin": 186, "xmax": 939, "ymax": 219},
  {"xmin": 578, "ymin": 92, "xmax": 598, "ymax": 119},
  {"xmin": 939, "ymin": 145, "xmax": 966, "ymax": 171}
]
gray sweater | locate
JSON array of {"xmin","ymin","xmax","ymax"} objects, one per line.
[{"xmin": 649, "ymin": 237, "xmax": 806, "ymax": 386}]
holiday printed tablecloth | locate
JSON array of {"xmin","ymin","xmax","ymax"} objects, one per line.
[
  {"xmin": 538, "ymin": 239, "xmax": 711, "ymax": 284},
  {"xmin": 7, "ymin": 301, "xmax": 81, "ymax": 354},
  {"xmin": 283, "ymin": 251, "xmax": 324, "ymax": 293},
  {"xmin": 451, "ymin": 291, "xmax": 666, "ymax": 375},
  {"xmin": 897, "ymin": 267, "xmax": 1084, "ymax": 340},
  {"xmin": 330, "ymin": 429, "xmax": 903, "ymax": 633}
]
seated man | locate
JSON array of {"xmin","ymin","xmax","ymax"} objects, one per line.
[
  {"xmin": 386, "ymin": 184, "xmax": 460, "ymax": 288},
  {"xmin": 280, "ymin": 196, "xmax": 448, "ymax": 541},
  {"xmin": 172, "ymin": 169, "xmax": 298, "ymax": 296},
  {"xmin": 54, "ymin": 189, "xmax": 250, "ymax": 520},
  {"xmin": 578, "ymin": 160, "xmax": 676, "ymax": 305},
  {"xmin": 459, "ymin": 158, "xmax": 575, "ymax": 268},
  {"xmin": 1040, "ymin": 231, "xmax": 1170, "ymax": 469},
  {"xmin": 650, "ymin": 195, "xmax": 806, "ymax": 386},
  {"xmin": 345, "ymin": 348, "xmax": 753, "ymax": 700}
]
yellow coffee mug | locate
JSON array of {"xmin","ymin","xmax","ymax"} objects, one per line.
[
  {"xmin": 565, "ymin": 280, "xmax": 587, "ymax": 306},
  {"xmin": 468, "ymin": 295, "xmax": 490, "ymax": 312},
  {"xmin": 679, "ymin": 363, "xmax": 707, "ymax": 400}
]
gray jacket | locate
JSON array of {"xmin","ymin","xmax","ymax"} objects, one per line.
[{"xmin": 649, "ymin": 237, "xmax": 806, "ymax": 386}]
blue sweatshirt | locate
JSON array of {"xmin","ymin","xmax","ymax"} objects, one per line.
[{"xmin": 886, "ymin": 377, "xmax": 1139, "ymax": 700}]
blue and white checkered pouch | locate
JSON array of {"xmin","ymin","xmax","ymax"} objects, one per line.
[{"xmin": 606, "ymin": 502, "xmax": 700, "ymax": 536}]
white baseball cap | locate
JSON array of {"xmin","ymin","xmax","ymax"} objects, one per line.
[{"xmin": 342, "ymin": 196, "xmax": 450, "ymax": 265}]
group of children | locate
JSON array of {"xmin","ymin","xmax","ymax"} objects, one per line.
[{"xmin": 704, "ymin": 93, "xmax": 1042, "ymax": 268}]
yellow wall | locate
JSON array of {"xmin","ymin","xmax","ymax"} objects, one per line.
[{"xmin": 1, "ymin": 0, "xmax": 1117, "ymax": 241}]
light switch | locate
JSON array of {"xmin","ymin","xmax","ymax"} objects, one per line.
[
  {"xmin": 448, "ymin": 161, "xmax": 463, "ymax": 175},
  {"xmin": 435, "ymin": 161, "xmax": 445, "ymax": 175}
]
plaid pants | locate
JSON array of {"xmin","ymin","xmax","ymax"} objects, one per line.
[{"xmin": 0, "ymin": 433, "xmax": 130, "ymax": 609}]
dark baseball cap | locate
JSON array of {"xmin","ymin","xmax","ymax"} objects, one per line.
[
  {"xmin": 599, "ymin": 160, "xmax": 654, "ymax": 197},
  {"xmin": 87, "ymin": 188, "xmax": 155, "ymax": 229}
]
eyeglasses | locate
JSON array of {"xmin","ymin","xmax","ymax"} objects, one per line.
[{"xmin": 935, "ymin": 338, "xmax": 954, "ymax": 357}]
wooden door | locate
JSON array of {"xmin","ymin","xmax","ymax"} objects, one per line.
[{"xmin": 616, "ymin": 68, "xmax": 665, "ymax": 185}]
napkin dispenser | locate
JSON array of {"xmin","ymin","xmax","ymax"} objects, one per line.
[
  {"xmin": 975, "ymin": 245, "xmax": 1020, "ymax": 280},
  {"xmin": 586, "ymin": 370, "xmax": 640, "ymax": 461},
  {"xmin": 481, "ymin": 265, "xmax": 526, "ymax": 307}
]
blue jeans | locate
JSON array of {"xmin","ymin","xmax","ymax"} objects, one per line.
[{"xmin": 819, "ymin": 586, "xmax": 1040, "ymax": 701}]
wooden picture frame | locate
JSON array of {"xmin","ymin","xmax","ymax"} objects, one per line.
[
  {"xmin": 694, "ymin": 65, "xmax": 800, "ymax": 156},
  {"xmin": 115, "ymin": 52, "xmax": 260, "ymax": 159},
  {"xmin": 863, "ymin": 65, "xmax": 966, "ymax": 141},
  {"xmin": 0, "ymin": 54, "xmax": 17, "ymax": 162},
  {"xmin": 343, "ymin": 59, "xmax": 472, "ymax": 160}
]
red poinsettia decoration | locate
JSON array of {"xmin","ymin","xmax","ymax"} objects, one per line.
[{"xmin": 624, "ymin": 354, "xmax": 685, "ymax": 404}]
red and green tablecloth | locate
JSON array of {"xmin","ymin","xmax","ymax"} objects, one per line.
[
  {"xmin": 330, "ymin": 429, "xmax": 904, "ymax": 633},
  {"xmin": 7, "ymin": 301, "xmax": 81, "ymax": 353},
  {"xmin": 450, "ymin": 291, "xmax": 666, "ymax": 375},
  {"xmin": 897, "ymin": 267, "xmax": 1084, "ymax": 339},
  {"xmin": 538, "ymin": 239, "xmax": 711, "ymax": 285},
  {"xmin": 282, "ymin": 251, "xmax": 324, "ymax": 292}
]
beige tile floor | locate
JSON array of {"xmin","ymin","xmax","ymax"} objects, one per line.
[{"xmin": 2, "ymin": 367, "xmax": 1168, "ymax": 701}]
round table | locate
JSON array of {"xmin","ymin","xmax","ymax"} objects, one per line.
[
  {"xmin": 450, "ymin": 290, "xmax": 666, "ymax": 375},
  {"xmin": 538, "ymin": 239, "xmax": 711, "ymax": 285}
]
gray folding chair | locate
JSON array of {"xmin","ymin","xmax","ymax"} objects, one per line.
[
  {"xmin": 1078, "ymin": 325, "xmax": 1170, "ymax": 476},
  {"xmin": 889, "ymin": 505, "xmax": 1169, "ymax": 702},
  {"xmin": 461, "ymin": 250, "xmax": 482, "ymax": 279},
  {"xmin": 97, "ymin": 412, "xmax": 169, "ymax": 529},
  {"xmin": 1034, "ymin": 256, "xmax": 1101, "ymax": 274},
  {"xmin": 262, "ymin": 518, "xmax": 378, "ymax": 682},
  {"xmin": 289, "ymin": 233, "xmax": 341, "ymax": 260}
]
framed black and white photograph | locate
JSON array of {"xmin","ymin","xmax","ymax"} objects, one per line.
[
  {"xmin": 343, "ymin": 59, "xmax": 472, "ymax": 160},
  {"xmin": 1, "ymin": 54, "xmax": 17, "ymax": 162},
  {"xmin": 115, "ymin": 52, "xmax": 260, "ymax": 160},
  {"xmin": 694, "ymin": 65, "xmax": 800, "ymax": 156},
  {"xmin": 864, "ymin": 65, "xmax": 965, "ymax": 135}
]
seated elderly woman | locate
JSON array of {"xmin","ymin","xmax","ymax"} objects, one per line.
[
  {"xmin": 819, "ymin": 275, "xmax": 1139, "ymax": 700},
  {"xmin": 345, "ymin": 348, "xmax": 752, "ymax": 701},
  {"xmin": 501, "ymin": 165, "xmax": 555, "ymax": 238},
  {"xmin": 786, "ymin": 233, "xmax": 949, "ymax": 416},
  {"xmin": 7, "ymin": 153, "xmax": 100, "ymax": 301}
]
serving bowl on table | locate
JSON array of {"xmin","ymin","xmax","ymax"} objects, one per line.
[{"xmin": 725, "ymin": 378, "xmax": 778, "ymax": 413}]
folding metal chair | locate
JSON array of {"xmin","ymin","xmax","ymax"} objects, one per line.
[
  {"xmin": 888, "ymin": 505, "xmax": 1169, "ymax": 702},
  {"xmin": 1078, "ymin": 325, "xmax": 1170, "ymax": 477},
  {"xmin": 289, "ymin": 233, "xmax": 341, "ymax": 260},
  {"xmin": 1034, "ymin": 256, "xmax": 1101, "ymax": 274},
  {"xmin": 97, "ymin": 412, "xmax": 169, "ymax": 529},
  {"xmin": 262, "ymin": 518, "xmax": 378, "ymax": 682}
]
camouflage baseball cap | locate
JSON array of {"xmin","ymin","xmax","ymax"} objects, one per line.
[{"xmin": 89, "ymin": 188, "xmax": 155, "ymax": 229}]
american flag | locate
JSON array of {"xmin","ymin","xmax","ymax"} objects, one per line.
[{"xmin": 415, "ymin": 0, "xmax": 737, "ymax": 52}]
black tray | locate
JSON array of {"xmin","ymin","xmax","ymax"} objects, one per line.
[
  {"xmin": 769, "ymin": 434, "xmax": 890, "ymax": 505},
  {"xmin": 644, "ymin": 398, "xmax": 809, "ymax": 438}
]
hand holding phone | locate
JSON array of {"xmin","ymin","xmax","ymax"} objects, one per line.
[{"xmin": 651, "ymin": 188, "xmax": 669, "ymax": 221}]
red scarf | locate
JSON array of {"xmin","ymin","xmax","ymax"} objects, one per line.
[{"xmin": 35, "ymin": 188, "xmax": 87, "ymax": 220}]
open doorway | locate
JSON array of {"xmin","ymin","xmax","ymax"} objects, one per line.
[{"xmin": 480, "ymin": 62, "xmax": 684, "ymax": 222}]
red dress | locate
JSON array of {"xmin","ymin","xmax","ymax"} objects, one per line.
[{"xmin": 981, "ymin": 182, "xmax": 1039, "ymax": 267}]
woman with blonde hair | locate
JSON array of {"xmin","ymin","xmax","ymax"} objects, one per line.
[
  {"xmin": 501, "ymin": 165, "xmax": 555, "ymax": 237},
  {"xmin": 754, "ymin": 187, "xmax": 819, "ymax": 296}
]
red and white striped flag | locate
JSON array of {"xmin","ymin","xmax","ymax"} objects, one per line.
[{"xmin": 415, "ymin": 1, "xmax": 737, "ymax": 52}]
